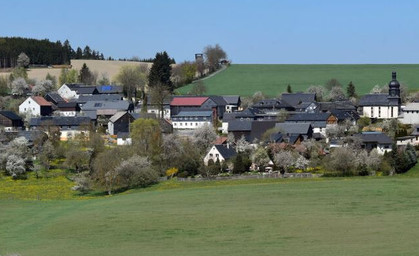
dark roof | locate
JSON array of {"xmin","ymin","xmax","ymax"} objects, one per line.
[
  {"xmin": 29, "ymin": 116, "xmax": 92, "ymax": 127},
  {"xmin": 175, "ymin": 111, "xmax": 212, "ymax": 117},
  {"xmin": 17, "ymin": 130, "xmax": 46, "ymax": 143},
  {"xmin": 45, "ymin": 92, "xmax": 65, "ymax": 105},
  {"xmin": 249, "ymin": 120, "xmax": 277, "ymax": 141},
  {"xmin": 355, "ymin": 132, "xmax": 393, "ymax": 144},
  {"xmin": 76, "ymin": 94, "xmax": 123, "ymax": 103},
  {"xmin": 252, "ymin": 99, "xmax": 293, "ymax": 110},
  {"xmin": 0, "ymin": 111, "xmax": 22, "ymax": 121},
  {"xmin": 81, "ymin": 100, "xmax": 130, "ymax": 110},
  {"xmin": 96, "ymin": 85, "xmax": 123, "ymax": 94},
  {"xmin": 209, "ymin": 95, "xmax": 227, "ymax": 106},
  {"xmin": 269, "ymin": 132, "xmax": 283, "ymax": 143},
  {"xmin": 75, "ymin": 86, "xmax": 98, "ymax": 95},
  {"xmin": 117, "ymin": 132, "xmax": 130, "ymax": 139},
  {"xmin": 286, "ymin": 112, "xmax": 331, "ymax": 122},
  {"xmin": 330, "ymin": 109, "xmax": 359, "ymax": 121},
  {"xmin": 222, "ymin": 95, "xmax": 240, "ymax": 105},
  {"xmin": 214, "ymin": 145, "xmax": 237, "ymax": 160},
  {"xmin": 57, "ymin": 102, "xmax": 79, "ymax": 108},
  {"xmin": 281, "ymin": 93, "xmax": 316, "ymax": 107},
  {"xmin": 317, "ymin": 101, "xmax": 356, "ymax": 112},
  {"xmin": 275, "ymin": 123, "xmax": 312, "ymax": 135},
  {"xmin": 228, "ymin": 120, "xmax": 253, "ymax": 131},
  {"xmin": 358, "ymin": 94, "xmax": 398, "ymax": 106},
  {"xmin": 223, "ymin": 108, "xmax": 265, "ymax": 121}
]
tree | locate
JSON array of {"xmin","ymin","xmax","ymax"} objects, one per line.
[
  {"xmin": 325, "ymin": 78, "xmax": 342, "ymax": 90},
  {"xmin": 9, "ymin": 67, "xmax": 28, "ymax": 82},
  {"xmin": 286, "ymin": 84, "xmax": 292, "ymax": 93},
  {"xmin": 149, "ymin": 82, "xmax": 170, "ymax": 117},
  {"xmin": 45, "ymin": 73, "xmax": 57, "ymax": 87},
  {"xmin": 189, "ymin": 81, "xmax": 207, "ymax": 95},
  {"xmin": 274, "ymin": 150, "xmax": 295, "ymax": 174},
  {"xmin": 193, "ymin": 124, "xmax": 217, "ymax": 155},
  {"xmin": 17, "ymin": 52, "xmax": 30, "ymax": 68},
  {"xmin": 115, "ymin": 64, "xmax": 148, "ymax": 100},
  {"xmin": 347, "ymin": 81, "xmax": 357, "ymax": 98},
  {"xmin": 97, "ymin": 73, "xmax": 110, "ymax": 85},
  {"xmin": 79, "ymin": 63, "xmax": 95, "ymax": 85},
  {"xmin": 10, "ymin": 78, "xmax": 28, "ymax": 96},
  {"xmin": 59, "ymin": 68, "xmax": 78, "ymax": 85},
  {"xmin": 328, "ymin": 86, "xmax": 346, "ymax": 101},
  {"xmin": 0, "ymin": 76, "xmax": 8, "ymax": 96},
  {"xmin": 39, "ymin": 140, "xmax": 55, "ymax": 171},
  {"xmin": 6, "ymin": 154, "xmax": 26, "ymax": 179},
  {"xmin": 32, "ymin": 80, "xmax": 54, "ymax": 96},
  {"xmin": 130, "ymin": 118, "xmax": 162, "ymax": 159},
  {"xmin": 306, "ymin": 85, "xmax": 326, "ymax": 102},
  {"xmin": 251, "ymin": 147, "xmax": 271, "ymax": 171},
  {"xmin": 65, "ymin": 144, "xmax": 90, "ymax": 172},
  {"xmin": 324, "ymin": 147, "xmax": 356, "ymax": 175},
  {"xmin": 204, "ymin": 44, "xmax": 227, "ymax": 73},
  {"xmin": 148, "ymin": 51, "xmax": 173, "ymax": 91}
]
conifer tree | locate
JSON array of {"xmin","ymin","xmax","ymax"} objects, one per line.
[
  {"xmin": 148, "ymin": 51, "xmax": 173, "ymax": 92},
  {"xmin": 347, "ymin": 81, "xmax": 357, "ymax": 98}
]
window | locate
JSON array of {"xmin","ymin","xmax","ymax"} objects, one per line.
[
  {"xmin": 391, "ymin": 107, "xmax": 394, "ymax": 118},
  {"xmin": 370, "ymin": 107, "xmax": 373, "ymax": 117},
  {"xmin": 216, "ymin": 154, "xmax": 219, "ymax": 158},
  {"xmin": 378, "ymin": 107, "xmax": 381, "ymax": 118},
  {"xmin": 209, "ymin": 153, "xmax": 213, "ymax": 157}
]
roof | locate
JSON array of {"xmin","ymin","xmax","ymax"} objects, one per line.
[
  {"xmin": 250, "ymin": 120, "xmax": 277, "ymax": 141},
  {"xmin": 209, "ymin": 95, "xmax": 227, "ymax": 106},
  {"xmin": 358, "ymin": 94, "xmax": 398, "ymax": 106},
  {"xmin": 57, "ymin": 102, "xmax": 79, "ymax": 108},
  {"xmin": 275, "ymin": 122, "xmax": 312, "ymax": 135},
  {"xmin": 31, "ymin": 96, "xmax": 53, "ymax": 106},
  {"xmin": 330, "ymin": 109, "xmax": 359, "ymax": 121},
  {"xmin": 223, "ymin": 108, "xmax": 265, "ymax": 121},
  {"xmin": 222, "ymin": 95, "xmax": 240, "ymax": 105},
  {"xmin": 76, "ymin": 94, "xmax": 123, "ymax": 103},
  {"xmin": 252, "ymin": 99, "xmax": 293, "ymax": 109},
  {"xmin": 29, "ymin": 116, "xmax": 92, "ymax": 127},
  {"xmin": 214, "ymin": 145, "xmax": 237, "ymax": 160},
  {"xmin": 75, "ymin": 86, "xmax": 98, "ymax": 95},
  {"xmin": 81, "ymin": 100, "xmax": 130, "ymax": 111},
  {"xmin": 286, "ymin": 112, "xmax": 331, "ymax": 122},
  {"xmin": 109, "ymin": 111, "xmax": 132, "ymax": 123},
  {"xmin": 117, "ymin": 132, "xmax": 130, "ymax": 139},
  {"xmin": 228, "ymin": 120, "xmax": 252, "ymax": 131},
  {"xmin": 281, "ymin": 93, "xmax": 316, "ymax": 107},
  {"xmin": 170, "ymin": 97, "xmax": 209, "ymax": 106},
  {"xmin": 175, "ymin": 111, "xmax": 212, "ymax": 117},
  {"xmin": 317, "ymin": 101, "xmax": 356, "ymax": 111},
  {"xmin": 214, "ymin": 136, "xmax": 228, "ymax": 145},
  {"xmin": 355, "ymin": 132, "xmax": 393, "ymax": 144},
  {"xmin": 403, "ymin": 103, "xmax": 419, "ymax": 111},
  {"xmin": 0, "ymin": 111, "xmax": 22, "ymax": 121},
  {"xmin": 45, "ymin": 92, "xmax": 65, "ymax": 104},
  {"xmin": 96, "ymin": 85, "xmax": 123, "ymax": 94}
]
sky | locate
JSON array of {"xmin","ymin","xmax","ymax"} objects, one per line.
[{"xmin": 3, "ymin": 0, "xmax": 419, "ymax": 64}]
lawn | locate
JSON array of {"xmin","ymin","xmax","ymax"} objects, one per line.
[
  {"xmin": 2, "ymin": 174, "xmax": 419, "ymax": 256},
  {"xmin": 177, "ymin": 64, "xmax": 419, "ymax": 97}
]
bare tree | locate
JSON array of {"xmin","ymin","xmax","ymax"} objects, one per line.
[
  {"xmin": 204, "ymin": 44, "xmax": 227, "ymax": 73},
  {"xmin": 149, "ymin": 82, "xmax": 170, "ymax": 117},
  {"xmin": 17, "ymin": 52, "xmax": 30, "ymax": 68},
  {"xmin": 115, "ymin": 64, "xmax": 148, "ymax": 101}
]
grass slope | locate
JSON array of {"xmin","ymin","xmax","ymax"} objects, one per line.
[
  {"xmin": 2, "ymin": 176, "xmax": 419, "ymax": 256},
  {"xmin": 177, "ymin": 64, "xmax": 419, "ymax": 97}
]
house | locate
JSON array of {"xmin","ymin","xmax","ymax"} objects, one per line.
[
  {"xmin": 96, "ymin": 85, "xmax": 123, "ymax": 94},
  {"xmin": 281, "ymin": 93, "xmax": 317, "ymax": 108},
  {"xmin": 56, "ymin": 102, "xmax": 80, "ymax": 116},
  {"xmin": 146, "ymin": 95, "xmax": 172, "ymax": 119},
  {"xmin": 358, "ymin": 72, "xmax": 401, "ymax": 119},
  {"xmin": 354, "ymin": 132, "xmax": 393, "ymax": 154},
  {"xmin": 204, "ymin": 145, "xmax": 237, "ymax": 165},
  {"xmin": 29, "ymin": 116, "xmax": 92, "ymax": 141},
  {"xmin": 285, "ymin": 112, "xmax": 337, "ymax": 138},
  {"xmin": 75, "ymin": 94, "xmax": 123, "ymax": 108},
  {"xmin": 316, "ymin": 101, "xmax": 359, "ymax": 124},
  {"xmin": 45, "ymin": 92, "xmax": 66, "ymax": 105},
  {"xmin": 171, "ymin": 111, "xmax": 212, "ymax": 129},
  {"xmin": 19, "ymin": 96, "xmax": 53, "ymax": 117},
  {"xmin": 80, "ymin": 100, "xmax": 132, "ymax": 122},
  {"xmin": 108, "ymin": 111, "xmax": 135, "ymax": 136},
  {"xmin": 396, "ymin": 136, "xmax": 419, "ymax": 146},
  {"xmin": 400, "ymin": 103, "xmax": 419, "ymax": 124},
  {"xmin": 252, "ymin": 99, "xmax": 294, "ymax": 114},
  {"xmin": 274, "ymin": 123, "xmax": 313, "ymax": 144},
  {"xmin": 0, "ymin": 111, "xmax": 24, "ymax": 131},
  {"xmin": 222, "ymin": 95, "xmax": 241, "ymax": 112},
  {"xmin": 227, "ymin": 119, "xmax": 277, "ymax": 142},
  {"xmin": 170, "ymin": 96, "xmax": 228, "ymax": 121},
  {"xmin": 57, "ymin": 83, "xmax": 99, "ymax": 100}
]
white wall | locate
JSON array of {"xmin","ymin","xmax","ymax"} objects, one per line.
[
  {"xmin": 19, "ymin": 97, "xmax": 40, "ymax": 116},
  {"xmin": 362, "ymin": 106, "xmax": 398, "ymax": 119},
  {"xmin": 172, "ymin": 121, "xmax": 211, "ymax": 129},
  {"xmin": 400, "ymin": 111, "xmax": 419, "ymax": 124},
  {"xmin": 58, "ymin": 84, "xmax": 77, "ymax": 100},
  {"xmin": 203, "ymin": 146, "xmax": 226, "ymax": 165}
]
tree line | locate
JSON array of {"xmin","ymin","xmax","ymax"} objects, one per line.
[{"xmin": 0, "ymin": 37, "xmax": 106, "ymax": 68}]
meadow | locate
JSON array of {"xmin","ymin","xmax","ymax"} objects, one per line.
[
  {"xmin": 2, "ymin": 166, "xmax": 419, "ymax": 256},
  {"xmin": 177, "ymin": 64, "xmax": 419, "ymax": 97}
]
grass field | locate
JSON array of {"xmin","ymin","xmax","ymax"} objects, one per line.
[
  {"xmin": 2, "ymin": 166, "xmax": 419, "ymax": 256},
  {"xmin": 177, "ymin": 64, "xmax": 419, "ymax": 97}
]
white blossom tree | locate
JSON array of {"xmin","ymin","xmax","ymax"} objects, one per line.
[{"xmin": 10, "ymin": 78, "xmax": 28, "ymax": 96}]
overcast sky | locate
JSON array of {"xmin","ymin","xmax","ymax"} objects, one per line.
[{"xmin": 3, "ymin": 0, "xmax": 419, "ymax": 64}]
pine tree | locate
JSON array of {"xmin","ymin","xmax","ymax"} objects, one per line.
[
  {"xmin": 79, "ymin": 63, "xmax": 94, "ymax": 84},
  {"xmin": 286, "ymin": 84, "xmax": 292, "ymax": 93},
  {"xmin": 347, "ymin": 81, "xmax": 357, "ymax": 98},
  {"xmin": 148, "ymin": 51, "xmax": 173, "ymax": 91}
]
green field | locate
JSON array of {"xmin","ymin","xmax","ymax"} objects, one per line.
[
  {"xmin": 177, "ymin": 64, "xmax": 419, "ymax": 97},
  {"xmin": 2, "ymin": 170, "xmax": 419, "ymax": 256}
]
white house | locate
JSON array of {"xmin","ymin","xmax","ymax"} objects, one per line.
[
  {"xmin": 400, "ymin": 103, "xmax": 419, "ymax": 124},
  {"xmin": 355, "ymin": 132, "xmax": 393, "ymax": 155},
  {"xmin": 358, "ymin": 72, "xmax": 401, "ymax": 119},
  {"xmin": 57, "ymin": 83, "xmax": 98, "ymax": 100},
  {"xmin": 204, "ymin": 145, "xmax": 237, "ymax": 165},
  {"xmin": 171, "ymin": 111, "xmax": 212, "ymax": 129},
  {"xmin": 19, "ymin": 96, "xmax": 53, "ymax": 117}
]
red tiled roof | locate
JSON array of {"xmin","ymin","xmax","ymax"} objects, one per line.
[
  {"xmin": 170, "ymin": 97, "xmax": 208, "ymax": 106},
  {"xmin": 214, "ymin": 136, "xmax": 228, "ymax": 145},
  {"xmin": 32, "ymin": 96, "xmax": 53, "ymax": 106}
]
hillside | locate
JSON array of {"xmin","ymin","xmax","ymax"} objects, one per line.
[
  {"xmin": 177, "ymin": 64, "xmax": 419, "ymax": 97},
  {"xmin": 2, "ymin": 176, "xmax": 419, "ymax": 255},
  {"xmin": 0, "ymin": 59, "xmax": 151, "ymax": 82}
]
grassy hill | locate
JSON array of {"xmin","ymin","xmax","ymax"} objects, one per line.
[
  {"xmin": 177, "ymin": 64, "xmax": 419, "ymax": 97},
  {"xmin": 2, "ymin": 174, "xmax": 419, "ymax": 256}
]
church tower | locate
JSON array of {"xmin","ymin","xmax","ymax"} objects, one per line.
[{"xmin": 388, "ymin": 71, "xmax": 401, "ymax": 106}]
